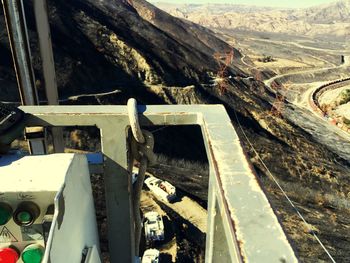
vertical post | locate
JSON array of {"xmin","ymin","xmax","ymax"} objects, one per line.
[
  {"xmin": 2, "ymin": 0, "xmax": 47, "ymax": 155},
  {"xmin": 2, "ymin": 0, "xmax": 38, "ymax": 105},
  {"xmin": 33, "ymin": 0, "xmax": 64, "ymax": 153},
  {"xmin": 32, "ymin": 0, "xmax": 58, "ymax": 105},
  {"xmin": 100, "ymin": 120, "xmax": 135, "ymax": 263}
]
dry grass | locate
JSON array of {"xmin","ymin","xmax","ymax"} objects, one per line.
[
  {"xmin": 155, "ymin": 154, "xmax": 209, "ymax": 175},
  {"xmin": 261, "ymin": 177, "xmax": 350, "ymax": 212}
]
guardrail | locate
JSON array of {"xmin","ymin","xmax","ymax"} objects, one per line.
[
  {"xmin": 309, "ymin": 78, "xmax": 350, "ymax": 133},
  {"xmin": 311, "ymin": 77, "xmax": 350, "ymax": 110},
  {"xmin": 21, "ymin": 105, "xmax": 297, "ymax": 263}
]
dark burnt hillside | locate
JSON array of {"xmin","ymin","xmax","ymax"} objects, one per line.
[
  {"xmin": 0, "ymin": 0, "xmax": 245, "ymax": 101},
  {"xmin": 130, "ymin": 0, "xmax": 243, "ymax": 59},
  {"xmin": 0, "ymin": 0, "xmax": 350, "ymax": 261}
]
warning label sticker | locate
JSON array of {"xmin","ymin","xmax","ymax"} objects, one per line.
[
  {"xmin": 21, "ymin": 224, "xmax": 44, "ymax": 241},
  {"xmin": 17, "ymin": 193, "xmax": 35, "ymax": 201},
  {"xmin": 0, "ymin": 226, "xmax": 18, "ymax": 243}
]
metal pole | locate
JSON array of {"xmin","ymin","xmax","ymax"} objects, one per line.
[
  {"xmin": 32, "ymin": 0, "xmax": 64, "ymax": 152},
  {"xmin": 3, "ymin": 0, "xmax": 64, "ymax": 152},
  {"xmin": 2, "ymin": 0, "xmax": 38, "ymax": 105},
  {"xmin": 2, "ymin": 0, "xmax": 44, "ymax": 154},
  {"xmin": 32, "ymin": 0, "xmax": 58, "ymax": 105}
]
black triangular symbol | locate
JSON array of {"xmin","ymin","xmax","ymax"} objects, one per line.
[{"xmin": 0, "ymin": 226, "xmax": 18, "ymax": 242}]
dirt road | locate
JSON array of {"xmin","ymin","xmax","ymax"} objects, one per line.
[{"xmin": 140, "ymin": 174, "xmax": 207, "ymax": 263}]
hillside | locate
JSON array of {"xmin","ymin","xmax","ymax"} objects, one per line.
[
  {"xmin": 295, "ymin": 0, "xmax": 350, "ymax": 23},
  {"xmin": 154, "ymin": 0, "xmax": 350, "ymax": 40},
  {"xmin": 0, "ymin": 0, "xmax": 244, "ymax": 102},
  {"xmin": 1, "ymin": 0, "xmax": 350, "ymax": 261}
]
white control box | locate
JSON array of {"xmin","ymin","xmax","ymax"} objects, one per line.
[{"xmin": 0, "ymin": 153, "xmax": 100, "ymax": 263}]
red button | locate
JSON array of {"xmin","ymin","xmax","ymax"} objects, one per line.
[{"xmin": 0, "ymin": 248, "xmax": 19, "ymax": 263}]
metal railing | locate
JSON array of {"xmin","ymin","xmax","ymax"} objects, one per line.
[{"xmin": 21, "ymin": 105, "xmax": 298, "ymax": 262}]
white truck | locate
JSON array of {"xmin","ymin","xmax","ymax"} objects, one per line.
[
  {"xmin": 144, "ymin": 177, "xmax": 176, "ymax": 202},
  {"xmin": 141, "ymin": 249, "xmax": 160, "ymax": 263},
  {"xmin": 144, "ymin": 212, "xmax": 164, "ymax": 242}
]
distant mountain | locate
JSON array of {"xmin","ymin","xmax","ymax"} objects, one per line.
[
  {"xmin": 152, "ymin": 2, "xmax": 281, "ymax": 15},
  {"xmin": 154, "ymin": 0, "xmax": 350, "ymax": 39},
  {"xmin": 295, "ymin": 0, "xmax": 350, "ymax": 23}
]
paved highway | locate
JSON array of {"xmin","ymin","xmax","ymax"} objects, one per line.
[{"xmin": 260, "ymin": 43, "xmax": 350, "ymax": 160}]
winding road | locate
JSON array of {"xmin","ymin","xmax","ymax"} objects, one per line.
[
  {"xmin": 251, "ymin": 38, "xmax": 350, "ymax": 55},
  {"xmin": 263, "ymin": 59, "xmax": 349, "ymax": 88},
  {"xmin": 257, "ymin": 40, "xmax": 350, "ymax": 159}
]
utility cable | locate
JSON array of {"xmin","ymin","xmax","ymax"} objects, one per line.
[
  {"xmin": 150, "ymin": 126, "xmax": 169, "ymax": 134},
  {"xmin": 233, "ymin": 109, "xmax": 336, "ymax": 263}
]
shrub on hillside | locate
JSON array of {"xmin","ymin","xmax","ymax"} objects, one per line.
[
  {"xmin": 343, "ymin": 117, "xmax": 350, "ymax": 126},
  {"xmin": 258, "ymin": 55, "xmax": 276, "ymax": 63},
  {"xmin": 338, "ymin": 89, "xmax": 350, "ymax": 105}
]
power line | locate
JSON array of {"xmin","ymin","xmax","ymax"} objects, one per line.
[
  {"xmin": 233, "ymin": 109, "xmax": 336, "ymax": 263},
  {"xmin": 150, "ymin": 126, "xmax": 169, "ymax": 134}
]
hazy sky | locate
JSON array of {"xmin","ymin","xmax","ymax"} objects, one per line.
[{"xmin": 150, "ymin": 0, "xmax": 337, "ymax": 8}]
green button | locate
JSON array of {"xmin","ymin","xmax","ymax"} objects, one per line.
[
  {"xmin": 21, "ymin": 244, "xmax": 44, "ymax": 263},
  {"xmin": 0, "ymin": 203, "xmax": 12, "ymax": 225},
  {"xmin": 17, "ymin": 211, "xmax": 32, "ymax": 224}
]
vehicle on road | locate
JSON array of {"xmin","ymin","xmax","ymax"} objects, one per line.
[
  {"xmin": 144, "ymin": 211, "xmax": 164, "ymax": 242},
  {"xmin": 141, "ymin": 248, "xmax": 160, "ymax": 263},
  {"xmin": 144, "ymin": 176, "xmax": 176, "ymax": 202}
]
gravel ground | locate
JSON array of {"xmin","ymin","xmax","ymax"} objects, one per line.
[{"xmin": 90, "ymin": 171, "xmax": 207, "ymax": 263}]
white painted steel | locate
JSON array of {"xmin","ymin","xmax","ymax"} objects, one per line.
[
  {"xmin": 0, "ymin": 153, "xmax": 100, "ymax": 262},
  {"xmin": 43, "ymin": 154, "xmax": 100, "ymax": 263},
  {"xmin": 20, "ymin": 105, "xmax": 298, "ymax": 263}
]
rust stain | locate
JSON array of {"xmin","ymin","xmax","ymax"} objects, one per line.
[
  {"xmin": 145, "ymin": 112, "xmax": 190, "ymax": 116},
  {"xmin": 203, "ymin": 125, "xmax": 247, "ymax": 262}
]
